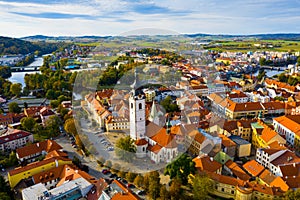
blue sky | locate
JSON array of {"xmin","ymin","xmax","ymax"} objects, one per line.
[{"xmin": 1, "ymin": 0, "xmax": 300, "ymax": 37}]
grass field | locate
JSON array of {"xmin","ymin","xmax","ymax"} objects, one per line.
[{"xmin": 205, "ymin": 40, "xmax": 300, "ymax": 52}]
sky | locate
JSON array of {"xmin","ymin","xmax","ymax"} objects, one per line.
[{"xmin": 1, "ymin": 0, "xmax": 300, "ymax": 37}]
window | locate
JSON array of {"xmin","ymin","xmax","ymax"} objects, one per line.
[
  {"xmin": 221, "ymin": 188, "xmax": 224, "ymax": 192},
  {"xmin": 231, "ymin": 190, "xmax": 234, "ymax": 194},
  {"xmin": 131, "ymin": 103, "xmax": 133, "ymax": 109},
  {"xmin": 139, "ymin": 103, "xmax": 142, "ymax": 110}
]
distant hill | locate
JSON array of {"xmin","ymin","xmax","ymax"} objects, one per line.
[
  {"xmin": 184, "ymin": 33, "xmax": 300, "ymax": 40},
  {"xmin": 0, "ymin": 36, "xmax": 66, "ymax": 55},
  {"xmin": 21, "ymin": 35, "xmax": 111, "ymax": 42}
]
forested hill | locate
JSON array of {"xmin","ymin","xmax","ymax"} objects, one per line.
[{"xmin": 0, "ymin": 36, "xmax": 66, "ymax": 55}]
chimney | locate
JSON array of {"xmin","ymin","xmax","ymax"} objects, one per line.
[
  {"xmin": 210, "ymin": 157, "xmax": 213, "ymax": 162},
  {"xmin": 55, "ymin": 159, "xmax": 58, "ymax": 167},
  {"xmin": 37, "ymin": 143, "xmax": 39, "ymax": 147}
]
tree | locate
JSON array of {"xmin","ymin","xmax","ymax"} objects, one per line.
[
  {"xmin": 115, "ymin": 136, "xmax": 136, "ymax": 162},
  {"xmin": 46, "ymin": 89, "xmax": 57, "ymax": 100},
  {"xmin": 45, "ymin": 115, "xmax": 62, "ymax": 137},
  {"xmin": 160, "ymin": 185, "xmax": 170, "ymax": 200},
  {"xmin": 297, "ymin": 56, "xmax": 300, "ymax": 66},
  {"xmin": 146, "ymin": 171, "xmax": 161, "ymax": 200},
  {"xmin": 259, "ymin": 57, "xmax": 266, "ymax": 66},
  {"xmin": 160, "ymin": 95, "xmax": 180, "ymax": 113},
  {"xmin": 64, "ymin": 118, "xmax": 78, "ymax": 136},
  {"xmin": 21, "ymin": 117, "xmax": 36, "ymax": 132},
  {"xmin": 285, "ymin": 189, "xmax": 300, "ymax": 200},
  {"xmin": 257, "ymin": 69, "xmax": 266, "ymax": 81},
  {"xmin": 0, "ymin": 175, "xmax": 13, "ymax": 200},
  {"xmin": 10, "ymin": 83, "xmax": 22, "ymax": 97},
  {"xmin": 164, "ymin": 154, "xmax": 195, "ymax": 184},
  {"xmin": 97, "ymin": 157, "xmax": 105, "ymax": 167},
  {"xmin": 192, "ymin": 174, "xmax": 213, "ymax": 200},
  {"xmin": 126, "ymin": 172, "xmax": 137, "ymax": 182},
  {"xmin": 8, "ymin": 102, "xmax": 21, "ymax": 113},
  {"xmin": 23, "ymin": 101, "xmax": 28, "ymax": 109},
  {"xmin": 133, "ymin": 175, "xmax": 144, "ymax": 188},
  {"xmin": 169, "ymin": 178, "xmax": 181, "ymax": 200},
  {"xmin": 117, "ymin": 170, "xmax": 126, "ymax": 178},
  {"xmin": 50, "ymin": 100, "xmax": 60, "ymax": 108},
  {"xmin": 72, "ymin": 156, "xmax": 81, "ymax": 167}
]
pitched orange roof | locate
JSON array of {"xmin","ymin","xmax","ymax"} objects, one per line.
[
  {"xmin": 243, "ymin": 160, "xmax": 264, "ymax": 177},
  {"xmin": 259, "ymin": 169, "xmax": 276, "ymax": 185},
  {"xmin": 274, "ymin": 115, "xmax": 300, "ymax": 137},
  {"xmin": 111, "ymin": 180, "xmax": 141, "ymax": 200},
  {"xmin": 135, "ymin": 139, "xmax": 148, "ymax": 146},
  {"xmin": 270, "ymin": 177, "xmax": 289, "ymax": 192},
  {"xmin": 219, "ymin": 134, "xmax": 236, "ymax": 147},
  {"xmin": 225, "ymin": 160, "xmax": 250, "ymax": 181},
  {"xmin": 207, "ymin": 172, "xmax": 245, "ymax": 186},
  {"xmin": 149, "ymin": 144, "xmax": 163, "ymax": 154},
  {"xmin": 8, "ymin": 156, "xmax": 71, "ymax": 176},
  {"xmin": 150, "ymin": 128, "xmax": 177, "ymax": 148},
  {"xmin": 279, "ymin": 163, "xmax": 300, "ymax": 177},
  {"xmin": 271, "ymin": 150, "xmax": 300, "ymax": 166},
  {"xmin": 16, "ymin": 140, "xmax": 62, "ymax": 159},
  {"xmin": 227, "ymin": 102, "xmax": 264, "ymax": 112},
  {"xmin": 193, "ymin": 156, "xmax": 222, "ymax": 173}
]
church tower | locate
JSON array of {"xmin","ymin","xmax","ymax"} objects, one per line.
[{"xmin": 129, "ymin": 69, "xmax": 146, "ymax": 140}]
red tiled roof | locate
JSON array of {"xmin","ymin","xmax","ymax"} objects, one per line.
[
  {"xmin": 193, "ymin": 156, "xmax": 222, "ymax": 173},
  {"xmin": 16, "ymin": 140, "xmax": 62, "ymax": 159},
  {"xmin": 225, "ymin": 160, "xmax": 250, "ymax": 181},
  {"xmin": 243, "ymin": 160, "xmax": 264, "ymax": 177},
  {"xmin": 135, "ymin": 139, "xmax": 148, "ymax": 146},
  {"xmin": 8, "ymin": 156, "xmax": 71, "ymax": 176},
  {"xmin": 0, "ymin": 129, "xmax": 32, "ymax": 145}
]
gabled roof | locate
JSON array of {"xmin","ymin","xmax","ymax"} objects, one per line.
[
  {"xmin": 110, "ymin": 180, "xmax": 141, "ymax": 200},
  {"xmin": 8, "ymin": 156, "xmax": 71, "ymax": 176},
  {"xmin": 0, "ymin": 129, "xmax": 32, "ymax": 145},
  {"xmin": 274, "ymin": 115, "xmax": 300, "ymax": 137},
  {"xmin": 16, "ymin": 140, "xmax": 62, "ymax": 159},
  {"xmin": 259, "ymin": 169, "xmax": 276, "ymax": 185},
  {"xmin": 271, "ymin": 150, "xmax": 300, "ymax": 166},
  {"xmin": 225, "ymin": 160, "xmax": 250, "ymax": 181},
  {"xmin": 193, "ymin": 156, "xmax": 222, "ymax": 173},
  {"xmin": 243, "ymin": 160, "xmax": 264, "ymax": 177},
  {"xmin": 150, "ymin": 128, "xmax": 177, "ymax": 148},
  {"xmin": 227, "ymin": 102, "xmax": 264, "ymax": 112},
  {"xmin": 279, "ymin": 163, "xmax": 300, "ymax": 178}
]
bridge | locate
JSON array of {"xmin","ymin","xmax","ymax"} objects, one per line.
[
  {"xmin": 260, "ymin": 65, "xmax": 288, "ymax": 71},
  {"xmin": 10, "ymin": 66, "xmax": 41, "ymax": 72}
]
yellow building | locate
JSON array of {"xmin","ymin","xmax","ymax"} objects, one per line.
[
  {"xmin": 251, "ymin": 121, "xmax": 286, "ymax": 149},
  {"xmin": 8, "ymin": 157, "xmax": 72, "ymax": 188}
]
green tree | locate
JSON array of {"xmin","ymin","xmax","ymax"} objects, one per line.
[
  {"xmin": 164, "ymin": 154, "xmax": 195, "ymax": 184},
  {"xmin": 192, "ymin": 174, "xmax": 213, "ymax": 200},
  {"xmin": 72, "ymin": 156, "xmax": 81, "ymax": 167},
  {"xmin": 297, "ymin": 56, "xmax": 300, "ymax": 66},
  {"xmin": 8, "ymin": 102, "xmax": 21, "ymax": 113},
  {"xmin": 144, "ymin": 171, "xmax": 161, "ymax": 200},
  {"xmin": 169, "ymin": 178, "xmax": 181, "ymax": 200},
  {"xmin": 0, "ymin": 175, "xmax": 13, "ymax": 200},
  {"xmin": 160, "ymin": 185, "xmax": 170, "ymax": 200},
  {"xmin": 257, "ymin": 69, "xmax": 266, "ymax": 81},
  {"xmin": 126, "ymin": 172, "xmax": 137, "ymax": 182},
  {"xmin": 46, "ymin": 89, "xmax": 57, "ymax": 100},
  {"xmin": 259, "ymin": 57, "xmax": 266, "ymax": 66},
  {"xmin": 278, "ymin": 73, "xmax": 288, "ymax": 83},
  {"xmin": 45, "ymin": 115, "xmax": 62, "ymax": 137},
  {"xmin": 64, "ymin": 118, "xmax": 78, "ymax": 136},
  {"xmin": 133, "ymin": 175, "xmax": 144, "ymax": 188},
  {"xmin": 115, "ymin": 136, "xmax": 136, "ymax": 162},
  {"xmin": 160, "ymin": 95, "xmax": 180, "ymax": 113},
  {"xmin": 21, "ymin": 117, "xmax": 36, "ymax": 132},
  {"xmin": 285, "ymin": 189, "xmax": 300, "ymax": 200},
  {"xmin": 50, "ymin": 100, "xmax": 60, "ymax": 108},
  {"xmin": 10, "ymin": 83, "xmax": 22, "ymax": 97}
]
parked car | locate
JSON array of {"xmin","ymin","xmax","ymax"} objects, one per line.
[
  {"xmin": 127, "ymin": 183, "xmax": 135, "ymax": 189},
  {"xmin": 107, "ymin": 147, "xmax": 114, "ymax": 151},
  {"xmin": 109, "ymin": 173, "xmax": 117, "ymax": 179},
  {"xmin": 102, "ymin": 169, "xmax": 111, "ymax": 175},
  {"xmin": 137, "ymin": 190, "xmax": 146, "ymax": 195}
]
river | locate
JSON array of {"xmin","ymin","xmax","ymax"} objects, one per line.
[{"xmin": 253, "ymin": 69, "xmax": 283, "ymax": 77}]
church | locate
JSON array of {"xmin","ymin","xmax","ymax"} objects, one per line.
[{"xmin": 129, "ymin": 70, "xmax": 178, "ymax": 164}]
